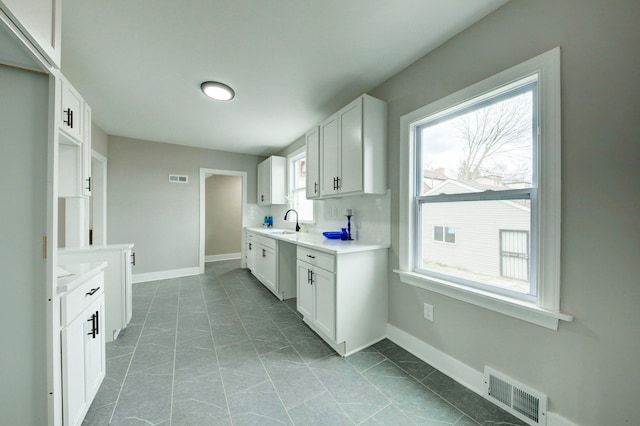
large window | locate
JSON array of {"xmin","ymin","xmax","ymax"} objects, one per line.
[
  {"xmin": 288, "ymin": 148, "xmax": 313, "ymax": 222},
  {"xmin": 398, "ymin": 48, "xmax": 571, "ymax": 329}
]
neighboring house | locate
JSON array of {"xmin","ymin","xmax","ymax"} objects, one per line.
[{"xmin": 421, "ymin": 179, "xmax": 530, "ymax": 292}]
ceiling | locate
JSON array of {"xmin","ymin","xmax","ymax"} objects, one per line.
[{"xmin": 61, "ymin": 0, "xmax": 508, "ymax": 156}]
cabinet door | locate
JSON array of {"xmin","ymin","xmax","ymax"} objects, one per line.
[
  {"xmin": 338, "ymin": 98, "xmax": 363, "ymax": 195},
  {"xmin": 260, "ymin": 245, "xmax": 277, "ymax": 293},
  {"xmin": 61, "ymin": 313, "xmax": 87, "ymax": 426},
  {"xmin": 313, "ymin": 267, "xmax": 336, "ymax": 340},
  {"xmin": 247, "ymin": 239, "xmax": 256, "ymax": 272},
  {"xmin": 84, "ymin": 299, "xmax": 105, "ymax": 404},
  {"xmin": 296, "ymin": 261, "xmax": 313, "ymax": 318},
  {"xmin": 320, "ymin": 114, "xmax": 339, "ymax": 196},
  {"xmin": 60, "ymin": 78, "xmax": 83, "ymax": 142},
  {"xmin": 257, "ymin": 158, "xmax": 270, "ymax": 204},
  {"xmin": 82, "ymin": 103, "xmax": 92, "ymax": 196},
  {"xmin": 0, "ymin": 0, "xmax": 61, "ymax": 66},
  {"xmin": 305, "ymin": 127, "xmax": 320, "ymax": 199},
  {"xmin": 124, "ymin": 250, "xmax": 133, "ymax": 325}
]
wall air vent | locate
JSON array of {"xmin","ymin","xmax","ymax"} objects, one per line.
[
  {"xmin": 484, "ymin": 367, "xmax": 547, "ymax": 426},
  {"xmin": 169, "ymin": 174, "xmax": 188, "ymax": 183}
]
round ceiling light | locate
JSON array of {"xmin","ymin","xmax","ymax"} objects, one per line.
[{"xmin": 200, "ymin": 81, "xmax": 235, "ymax": 101}]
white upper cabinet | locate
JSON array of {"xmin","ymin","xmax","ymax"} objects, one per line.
[
  {"xmin": 0, "ymin": 0, "xmax": 61, "ymax": 67},
  {"xmin": 319, "ymin": 94, "xmax": 387, "ymax": 198},
  {"xmin": 57, "ymin": 73, "xmax": 92, "ymax": 198},
  {"xmin": 60, "ymin": 76, "xmax": 84, "ymax": 143},
  {"xmin": 305, "ymin": 127, "xmax": 320, "ymax": 199},
  {"xmin": 257, "ymin": 155, "xmax": 286, "ymax": 205}
]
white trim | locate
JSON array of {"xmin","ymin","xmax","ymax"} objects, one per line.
[
  {"xmin": 90, "ymin": 150, "xmax": 107, "ymax": 246},
  {"xmin": 387, "ymin": 324, "xmax": 580, "ymax": 426},
  {"xmin": 133, "ymin": 266, "xmax": 201, "ymax": 283},
  {"xmin": 199, "ymin": 168, "xmax": 247, "ymax": 275},
  {"xmin": 399, "ymin": 47, "xmax": 569, "ymax": 328},
  {"xmin": 205, "ymin": 253, "xmax": 241, "ymax": 263}
]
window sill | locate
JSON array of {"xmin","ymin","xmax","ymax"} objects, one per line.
[{"xmin": 394, "ymin": 270, "xmax": 573, "ymax": 330}]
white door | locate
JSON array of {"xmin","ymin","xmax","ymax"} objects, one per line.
[
  {"xmin": 305, "ymin": 127, "xmax": 320, "ymax": 199},
  {"xmin": 338, "ymin": 98, "xmax": 363, "ymax": 195},
  {"xmin": 296, "ymin": 261, "xmax": 313, "ymax": 318},
  {"xmin": 320, "ymin": 114, "xmax": 339, "ymax": 196},
  {"xmin": 0, "ymin": 64, "xmax": 49, "ymax": 425},
  {"xmin": 247, "ymin": 239, "xmax": 256, "ymax": 272},
  {"xmin": 313, "ymin": 267, "xmax": 336, "ymax": 340},
  {"xmin": 257, "ymin": 158, "xmax": 270, "ymax": 204},
  {"xmin": 124, "ymin": 250, "xmax": 133, "ymax": 325}
]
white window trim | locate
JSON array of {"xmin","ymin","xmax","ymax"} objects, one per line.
[
  {"xmin": 287, "ymin": 146, "xmax": 314, "ymax": 223},
  {"xmin": 396, "ymin": 47, "xmax": 572, "ymax": 330}
]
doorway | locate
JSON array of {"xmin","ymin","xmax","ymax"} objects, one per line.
[{"xmin": 199, "ymin": 168, "xmax": 247, "ymax": 273}]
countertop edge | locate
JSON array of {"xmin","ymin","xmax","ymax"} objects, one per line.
[
  {"xmin": 59, "ymin": 243, "xmax": 134, "ymax": 254},
  {"xmin": 57, "ymin": 261, "xmax": 108, "ymax": 294}
]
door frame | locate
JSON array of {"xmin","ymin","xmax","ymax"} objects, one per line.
[
  {"xmin": 199, "ymin": 168, "xmax": 247, "ymax": 273},
  {"xmin": 90, "ymin": 150, "xmax": 107, "ymax": 245}
]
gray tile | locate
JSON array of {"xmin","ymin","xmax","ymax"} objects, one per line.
[
  {"xmin": 363, "ymin": 360, "xmax": 463, "ymax": 424},
  {"xmin": 373, "ymin": 339, "xmax": 436, "ymax": 381},
  {"xmin": 210, "ymin": 322, "xmax": 249, "ymax": 347},
  {"xmin": 422, "ymin": 370, "xmax": 526, "ymax": 425},
  {"xmin": 310, "ymin": 355, "xmax": 389, "ymax": 424},
  {"xmin": 82, "ymin": 402, "xmax": 115, "ymax": 425},
  {"xmin": 287, "ymin": 392, "xmax": 353, "ymax": 426},
  {"xmin": 359, "ymin": 404, "xmax": 414, "ymax": 425},
  {"xmin": 110, "ymin": 367, "xmax": 173, "ymax": 425},
  {"xmin": 454, "ymin": 415, "xmax": 481, "ymax": 425},
  {"xmin": 345, "ymin": 346, "xmax": 387, "ymax": 372},
  {"xmin": 217, "ymin": 340, "xmax": 269, "ymax": 395},
  {"xmin": 227, "ymin": 381, "xmax": 292, "ymax": 425},
  {"xmin": 244, "ymin": 321, "xmax": 290, "ymax": 354},
  {"xmin": 261, "ymin": 346, "xmax": 325, "ymax": 409},
  {"xmin": 280, "ymin": 323, "xmax": 335, "ymax": 362}
]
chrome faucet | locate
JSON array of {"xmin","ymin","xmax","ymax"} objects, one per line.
[{"xmin": 284, "ymin": 209, "xmax": 300, "ymax": 232}]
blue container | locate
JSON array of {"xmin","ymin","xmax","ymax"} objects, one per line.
[{"xmin": 322, "ymin": 231, "xmax": 342, "ymax": 239}]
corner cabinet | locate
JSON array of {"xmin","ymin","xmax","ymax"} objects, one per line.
[
  {"xmin": 59, "ymin": 268, "xmax": 106, "ymax": 426},
  {"xmin": 296, "ymin": 245, "xmax": 388, "ymax": 356},
  {"xmin": 313, "ymin": 94, "xmax": 387, "ymax": 199},
  {"xmin": 257, "ymin": 155, "xmax": 286, "ymax": 205},
  {"xmin": 0, "ymin": 0, "xmax": 61, "ymax": 67}
]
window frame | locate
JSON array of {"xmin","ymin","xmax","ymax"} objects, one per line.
[
  {"xmin": 287, "ymin": 146, "xmax": 314, "ymax": 223},
  {"xmin": 396, "ymin": 47, "xmax": 572, "ymax": 330}
]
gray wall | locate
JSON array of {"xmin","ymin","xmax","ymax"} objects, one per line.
[
  {"xmin": 107, "ymin": 136, "xmax": 262, "ymax": 274},
  {"xmin": 366, "ymin": 1, "xmax": 639, "ymax": 424},
  {"xmin": 91, "ymin": 122, "xmax": 108, "ymax": 157},
  {"xmin": 205, "ymin": 175, "xmax": 242, "ymax": 256}
]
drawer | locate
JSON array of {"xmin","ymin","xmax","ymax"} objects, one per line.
[
  {"xmin": 254, "ymin": 233, "xmax": 277, "ymax": 250},
  {"xmin": 297, "ymin": 246, "xmax": 335, "ymax": 273},
  {"xmin": 61, "ymin": 271, "xmax": 105, "ymax": 326}
]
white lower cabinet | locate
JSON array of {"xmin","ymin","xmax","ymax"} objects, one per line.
[
  {"xmin": 60, "ymin": 270, "xmax": 105, "ymax": 426},
  {"xmin": 296, "ymin": 245, "xmax": 388, "ymax": 356},
  {"xmin": 59, "ymin": 244, "xmax": 135, "ymax": 342},
  {"xmin": 246, "ymin": 231, "xmax": 296, "ymax": 300},
  {"xmin": 297, "ymin": 257, "xmax": 336, "ymax": 340}
]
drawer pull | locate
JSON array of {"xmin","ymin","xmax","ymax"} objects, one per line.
[
  {"xmin": 306, "ymin": 254, "xmax": 316, "ymax": 259},
  {"xmin": 86, "ymin": 287, "xmax": 100, "ymax": 296}
]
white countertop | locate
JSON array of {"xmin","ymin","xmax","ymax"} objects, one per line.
[
  {"xmin": 59, "ymin": 243, "xmax": 134, "ymax": 254},
  {"xmin": 57, "ymin": 261, "xmax": 108, "ymax": 294},
  {"xmin": 246, "ymin": 227, "xmax": 389, "ymax": 254}
]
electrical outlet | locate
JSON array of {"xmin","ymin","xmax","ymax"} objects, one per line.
[{"xmin": 423, "ymin": 303, "xmax": 434, "ymax": 321}]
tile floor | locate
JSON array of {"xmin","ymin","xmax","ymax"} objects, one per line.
[{"xmin": 83, "ymin": 259, "xmax": 524, "ymax": 425}]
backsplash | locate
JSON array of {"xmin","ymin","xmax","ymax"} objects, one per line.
[{"xmin": 248, "ymin": 190, "xmax": 390, "ymax": 245}]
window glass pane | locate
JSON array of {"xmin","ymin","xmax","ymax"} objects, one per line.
[
  {"xmin": 293, "ymin": 189, "xmax": 313, "ymax": 221},
  {"xmin": 419, "ymin": 199, "xmax": 532, "ymax": 296},
  {"xmin": 433, "ymin": 226, "xmax": 443, "ymax": 242},
  {"xmin": 294, "ymin": 157, "xmax": 306, "ymax": 190},
  {"xmin": 418, "ymin": 88, "xmax": 535, "ymax": 196}
]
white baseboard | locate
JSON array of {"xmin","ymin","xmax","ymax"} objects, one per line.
[
  {"xmin": 386, "ymin": 324, "xmax": 579, "ymax": 426},
  {"xmin": 205, "ymin": 253, "xmax": 241, "ymax": 263},
  {"xmin": 133, "ymin": 266, "xmax": 201, "ymax": 283},
  {"xmin": 386, "ymin": 323, "xmax": 485, "ymax": 394}
]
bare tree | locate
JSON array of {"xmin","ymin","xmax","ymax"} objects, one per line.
[{"xmin": 452, "ymin": 92, "xmax": 532, "ymax": 183}]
